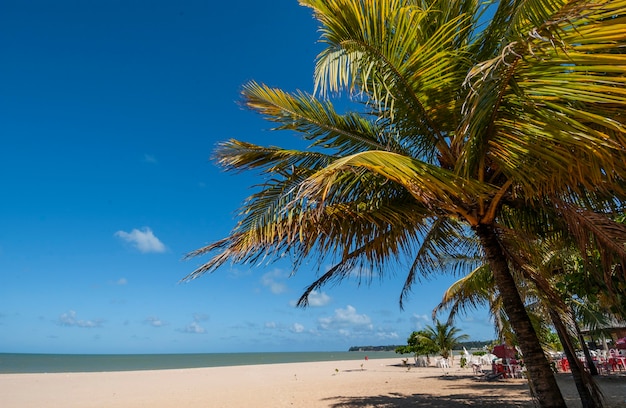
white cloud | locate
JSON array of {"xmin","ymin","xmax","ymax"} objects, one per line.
[
  {"xmin": 114, "ymin": 227, "xmax": 166, "ymax": 253},
  {"xmin": 265, "ymin": 321, "xmax": 277, "ymax": 329},
  {"xmin": 143, "ymin": 154, "xmax": 157, "ymax": 164},
  {"xmin": 115, "ymin": 278, "xmax": 128, "ymax": 286},
  {"xmin": 179, "ymin": 313, "xmax": 209, "ymax": 334},
  {"xmin": 182, "ymin": 321, "xmax": 206, "ymax": 334},
  {"xmin": 376, "ymin": 331, "xmax": 400, "ymax": 340},
  {"xmin": 307, "ymin": 291, "xmax": 331, "ymax": 307},
  {"xmin": 291, "ymin": 323, "xmax": 305, "ymax": 333},
  {"xmin": 411, "ymin": 313, "xmax": 431, "ymax": 329},
  {"xmin": 58, "ymin": 310, "xmax": 103, "ymax": 328},
  {"xmin": 260, "ymin": 269, "xmax": 288, "ymax": 294},
  {"xmin": 346, "ymin": 266, "xmax": 374, "ymax": 280},
  {"xmin": 318, "ymin": 305, "xmax": 373, "ymax": 331},
  {"xmin": 338, "ymin": 329, "xmax": 351, "ymax": 337},
  {"xmin": 193, "ymin": 313, "xmax": 209, "ymax": 322},
  {"xmin": 145, "ymin": 317, "xmax": 165, "ymax": 327}
]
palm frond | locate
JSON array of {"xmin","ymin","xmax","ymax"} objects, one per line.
[
  {"xmin": 299, "ymin": 150, "xmax": 496, "ymax": 223},
  {"xmin": 242, "ymin": 82, "xmax": 402, "ymax": 155},
  {"xmin": 400, "ymin": 218, "xmax": 483, "ymax": 307},
  {"xmin": 458, "ymin": 0, "xmax": 626, "ymax": 186},
  {"xmin": 432, "ymin": 264, "xmax": 494, "ymax": 320},
  {"xmin": 214, "ymin": 139, "xmax": 333, "ymax": 174},
  {"xmin": 302, "ymin": 0, "xmax": 474, "ymax": 165},
  {"xmin": 557, "ymin": 203, "xmax": 626, "ymax": 288}
]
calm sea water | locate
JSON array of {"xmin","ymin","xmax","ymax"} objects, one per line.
[{"xmin": 0, "ymin": 351, "xmax": 399, "ymax": 374}]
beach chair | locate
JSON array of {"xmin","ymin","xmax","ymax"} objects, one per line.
[{"xmin": 437, "ymin": 358, "xmax": 450, "ymax": 375}]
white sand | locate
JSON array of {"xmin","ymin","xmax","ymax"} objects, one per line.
[{"xmin": 2, "ymin": 357, "xmax": 625, "ymax": 407}]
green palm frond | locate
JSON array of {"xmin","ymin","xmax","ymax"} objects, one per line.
[
  {"xmin": 299, "ymin": 150, "xmax": 495, "ymax": 223},
  {"xmin": 400, "ymin": 218, "xmax": 482, "ymax": 307},
  {"xmin": 303, "ymin": 0, "xmax": 474, "ymax": 165},
  {"xmin": 459, "ymin": 0, "xmax": 626, "ymax": 186},
  {"xmin": 214, "ymin": 139, "xmax": 333, "ymax": 174},
  {"xmin": 242, "ymin": 82, "xmax": 401, "ymax": 155},
  {"xmin": 432, "ymin": 264, "xmax": 493, "ymax": 320},
  {"xmin": 296, "ymin": 214, "xmax": 426, "ymax": 306},
  {"xmin": 557, "ymin": 203, "xmax": 626, "ymax": 281},
  {"xmin": 186, "ymin": 176, "xmax": 432, "ymax": 284}
]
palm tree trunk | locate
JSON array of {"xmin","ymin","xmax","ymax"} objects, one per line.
[
  {"xmin": 475, "ymin": 224, "xmax": 566, "ymax": 408},
  {"xmin": 550, "ymin": 309, "xmax": 603, "ymax": 408},
  {"xmin": 575, "ymin": 321, "xmax": 598, "ymax": 376}
]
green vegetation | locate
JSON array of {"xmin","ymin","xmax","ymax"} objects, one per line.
[
  {"xmin": 423, "ymin": 321, "xmax": 470, "ymax": 360},
  {"xmin": 349, "ymin": 340, "xmax": 493, "ymax": 353},
  {"xmin": 395, "ymin": 322, "xmax": 469, "ymax": 363},
  {"xmin": 395, "ymin": 330, "xmax": 439, "ymax": 363}
]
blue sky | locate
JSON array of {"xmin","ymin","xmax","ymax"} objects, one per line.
[{"xmin": 0, "ymin": 0, "xmax": 493, "ymax": 354}]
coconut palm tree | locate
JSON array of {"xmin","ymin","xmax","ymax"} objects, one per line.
[
  {"xmin": 433, "ymin": 264, "xmax": 515, "ymax": 343},
  {"xmin": 433, "ymin": 252, "xmax": 606, "ymax": 407},
  {"xmin": 423, "ymin": 320, "xmax": 469, "ymax": 362},
  {"xmin": 395, "ymin": 329, "xmax": 440, "ymax": 365},
  {"xmin": 185, "ymin": 1, "xmax": 626, "ymax": 406}
]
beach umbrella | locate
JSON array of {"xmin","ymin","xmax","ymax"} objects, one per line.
[
  {"xmin": 616, "ymin": 337, "xmax": 626, "ymax": 350},
  {"xmin": 492, "ymin": 344, "xmax": 516, "ymax": 359},
  {"xmin": 462, "ymin": 347, "xmax": 474, "ymax": 365}
]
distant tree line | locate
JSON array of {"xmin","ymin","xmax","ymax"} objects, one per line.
[
  {"xmin": 349, "ymin": 340, "xmax": 493, "ymax": 353},
  {"xmin": 348, "ymin": 345, "xmax": 402, "ymax": 352}
]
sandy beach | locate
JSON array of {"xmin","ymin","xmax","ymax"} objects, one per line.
[{"xmin": 2, "ymin": 357, "xmax": 626, "ymax": 407}]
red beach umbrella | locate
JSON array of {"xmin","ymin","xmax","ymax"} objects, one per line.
[{"xmin": 492, "ymin": 344, "xmax": 517, "ymax": 359}]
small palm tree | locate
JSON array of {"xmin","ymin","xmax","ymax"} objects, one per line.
[
  {"xmin": 423, "ymin": 320, "xmax": 469, "ymax": 363},
  {"xmin": 395, "ymin": 329, "xmax": 439, "ymax": 365}
]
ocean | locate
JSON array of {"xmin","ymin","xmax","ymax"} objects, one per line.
[{"xmin": 0, "ymin": 351, "xmax": 399, "ymax": 374}]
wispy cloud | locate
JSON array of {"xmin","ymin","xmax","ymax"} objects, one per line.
[
  {"xmin": 318, "ymin": 305, "xmax": 373, "ymax": 332},
  {"xmin": 193, "ymin": 313, "xmax": 209, "ymax": 322},
  {"xmin": 143, "ymin": 154, "xmax": 157, "ymax": 164},
  {"xmin": 114, "ymin": 227, "xmax": 166, "ymax": 253},
  {"xmin": 145, "ymin": 317, "xmax": 166, "ymax": 327},
  {"xmin": 306, "ymin": 290, "xmax": 331, "ymax": 307},
  {"xmin": 115, "ymin": 278, "xmax": 128, "ymax": 286},
  {"xmin": 260, "ymin": 269, "xmax": 288, "ymax": 294},
  {"xmin": 57, "ymin": 310, "xmax": 103, "ymax": 328},
  {"xmin": 179, "ymin": 314, "xmax": 208, "ymax": 334},
  {"xmin": 291, "ymin": 323, "xmax": 305, "ymax": 333},
  {"xmin": 411, "ymin": 313, "xmax": 431, "ymax": 330},
  {"xmin": 375, "ymin": 330, "xmax": 400, "ymax": 340},
  {"xmin": 181, "ymin": 321, "xmax": 206, "ymax": 334}
]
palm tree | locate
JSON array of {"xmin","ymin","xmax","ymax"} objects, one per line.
[
  {"xmin": 395, "ymin": 329, "xmax": 440, "ymax": 365},
  {"xmin": 434, "ymin": 253, "xmax": 606, "ymax": 408},
  {"xmin": 423, "ymin": 320, "xmax": 469, "ymax": 362},
  {"xmin": 433, "ymin": 264, "xmax": 514, "ymax": 344},
  {"xmin": 185, "ymin": 1, "xmax": 626, "ymax": 406}
]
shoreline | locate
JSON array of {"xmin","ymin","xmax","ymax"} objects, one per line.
[
  {"xmin": 0, "ymin": 351, "xmax": 397, "ymax": 374},
  {"xmin": 2, "ymin": 357, "xmax": 625, "ymax": 407}
]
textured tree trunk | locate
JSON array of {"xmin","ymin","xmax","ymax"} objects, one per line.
[
  {"xmin": 475, "ymin": 224, "xmax": 566, "ymax": 408},
  {"xmin": 550, "ymin": 309, "xmax": 603, "ymax": 408},
  {"xmin": 576, "ymin": 321, "xmax": 598, "ymax": 377}
]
